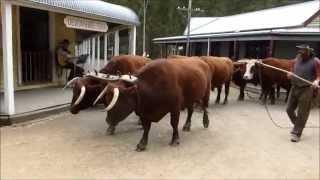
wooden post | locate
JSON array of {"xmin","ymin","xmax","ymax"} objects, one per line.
[
  {"xmin": 233, "ymin": 40, "xmax": 238, "ymax": 60},
  {"xmin": 88, "ymin": 39, "xmax": 91, "ymax": 71},
  {"xmin": 129, "ymin": 26, "xmax": 137, "ymax": 55},
  {"xmin": 84, "ymin": 39, "xmax": 88, "ymax": 71},
  {"xmin": 49, "ymin": 12, "xmax": 58, "ymax": 82},
  {"xmin": 1, "ymin": 0, "xmax": 15, "ymax": 115},
  {"xmin": 97, "ymin": 36, "xmax": 100, "ymax": 69},
  {"xmin": 268, "ymin": 40, "xmax": 274, "ymax": 57},
  {"xmin": 207, "ymin": 38, "xmax": 210, "ymax": 56},
  {"xmin": 114, "ymin": 30, "xmax": 120, "ymax": 56},
  {"xmin": 104, "ymin": 33, "xmax": 108, "ymax": 65},
  {"xmin": 165, "ymin": 44, "xmax": 168, "ymax": 58},
  {"xmin": 92, "ymin": 37, "xmax": 96, "ymax": 70}
]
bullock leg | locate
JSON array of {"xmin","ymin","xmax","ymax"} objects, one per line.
[
  {"xmin": 203, "ymin": 108, "xmax": 209, "ymax": 128},
  {"xmin": 270, "ymin": 87, "xmax": 276, "ymax": 105},
  {"xmin": 169, "ymin": 111, "xmax": 180, "ymax": 146},
  {"xmin": 277, "ymin": 85, "xmax": 281, "ymax": 99},
  {"xmin": 203, "ymin": 84, "xmax": 210, "ymax": 128},
  {"xmin": 106, "ymin": 126, "xmax": 116, "ymax": 135},
  {"xmin": 259, "ymin": 91, "xmax": 264, "ymax": 100},
  {"xmin": 260, "ymin": 84, "xmax": 268, "ymax": 104},
  {"xmin": 223, "ymin": 81, "xmax": 231, "ymax": 104},
  {"xmin": 105, "ymin": 118, "xmax": 116, "ymax": 135},
  {"xmin": 262, "ymin": 90, "xmax": 268, "ymax": 104},
  {"xmin": 215, "ymin": 85, "xmax": 222, "ymax": 104},
  {"xmin": 136, "ymin": 119, "xmax": 151, "ymax": 152},
  {"xmin": 182, "ymin": 107, "xmax": 193, "ymax": 132},
  {"xmin": 238, "ymin": 83, "xmax": 246, "ymax": 101}
]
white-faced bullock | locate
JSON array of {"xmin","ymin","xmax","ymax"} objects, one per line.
[
  {"xmin": 233, "ymin": 59, "xmax": 259, "ymax": 101},
  {"xmin": 95, "ymin": 58, "xmax": 212, "ymax": 151},
  {"xmin": 243, "ymin": 57, "xmax": 294, "ymax": 104}
]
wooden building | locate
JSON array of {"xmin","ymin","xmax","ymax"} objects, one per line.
[{"xmin": 153, "ymin": 0, "xmax": 320, "ymax": 60}]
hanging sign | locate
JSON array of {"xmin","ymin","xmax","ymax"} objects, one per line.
[{"xmin": 64, "ymin": 16, "xmax": 108, "ymax": 32}]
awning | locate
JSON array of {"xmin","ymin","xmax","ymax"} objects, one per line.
[{"xmin": 9, "ymin": 0, "xmax": 140, "ymax": 26}]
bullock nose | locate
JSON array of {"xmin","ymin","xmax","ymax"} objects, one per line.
[{"xmin": 243, "ymin": 75, "xmax": 249, "ymax": 80}]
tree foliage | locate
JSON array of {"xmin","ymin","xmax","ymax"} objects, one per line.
[{"xmin": 105, "ymin": 0, "xmax": 311, "ymax": 57}]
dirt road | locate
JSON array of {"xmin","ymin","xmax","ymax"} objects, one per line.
[{"xmin": 1, "ymin": 88, "xmax": 319, "ymax": 179}]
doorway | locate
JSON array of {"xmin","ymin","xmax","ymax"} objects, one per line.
[{"xmin": 20, "ymin": 7, "xmax": 52, "ymax": 84}]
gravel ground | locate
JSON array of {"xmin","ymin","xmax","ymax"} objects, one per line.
[{"xmin": 1, "ymin": 88, "xmax": 319, "ymax": 179}]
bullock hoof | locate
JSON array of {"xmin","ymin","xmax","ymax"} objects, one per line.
[
  {"xmin": 203, "ymin": 120, "xmax": 209, "ymax": 128},
  {"xmin": 169, "ymin": 138, "xmax": 180, "ymax": 146},
  {"xmin": 270, "ymin": 101, "xmax": 275, "ymax": 105},
  {"xmin": 223, "ymin": 100, "xmax": 228, "ymax": 105},
  {"xmin": 106, "ymin": 126, "xmax": 115, "ymax": 135},
  {"xmin": 238, "ymin": 96, "xmax": 244, "ymax": 101},
  {"xmin": 215, "ymin": 101, "xmax": 220, "ymax": 104},
  {"xmin": 182, "ymin": 124, "xmax": 191, "ymax": 132},
  {"xmin": 203, "ymin": 115, "xmax": 209, "ymax": 128},
  {"xmin": 136, "ymin": 143, "xmax": 147, "ymax": 152}
]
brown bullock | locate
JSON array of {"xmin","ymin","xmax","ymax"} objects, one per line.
[
  {"xmin": 100, "ymin": 55, "xmax": 150, "ymax": 74},
  {"xmin": 95, "ymin": 57, "xmax": 212, "ymax": 151},
  {"xmin": 68, "ymin": 76, "xmax": 106, "ymax": 114},
  {"xmin": 200, "ymin": 56, "xmax": 234, "ymax": 104},
  {"xmin": 67, "ymin": 55, "xmax": 149, "ymax": 130}
]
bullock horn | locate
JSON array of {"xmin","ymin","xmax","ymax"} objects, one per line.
[
  {"xmin": 93, "ymin": 85, "xmax": 109, "ymax": 106},
  {"xmin": 73, "ymin": 86, "xmax": 86, "ymax": 106},
  {"xmin": 87, "ymin": 73, "xmax": 120, "ymax": 81},
  {"xmin": 105, "ymin": 88, "xmax": 120, "ymax": 111},
  {"xmin": 233, "ymin": 62, "xmax": 247, "ymax": 65},
  {"xmin": 63, "ymin": 77, "xmax": 80, "ymax": 90},
  {"xmin": 120, "ymin": 75, "xmax": 138, "ymax": 83}
]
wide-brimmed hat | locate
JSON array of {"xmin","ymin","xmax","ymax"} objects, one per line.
[{"xmin": 296, "ymin": 44, "xmax": 314, "ymax": 51}]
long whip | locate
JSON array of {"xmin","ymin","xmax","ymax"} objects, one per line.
[{"xmin": 254, "ymin": 60, "xmax": 319, "ymax": 129}]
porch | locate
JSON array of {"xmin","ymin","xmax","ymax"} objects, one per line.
[
  {"xmin": 0, "ymin": 86, "xmax": 72, "ymax": 122},
  {"xmin": 0, "ymin": 0, "xmax": 139, "ymax": 119}
]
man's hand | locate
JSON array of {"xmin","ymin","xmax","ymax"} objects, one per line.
[{"xmin": 312, "ymin": 80, "xmax": 320, "ymax": 89}]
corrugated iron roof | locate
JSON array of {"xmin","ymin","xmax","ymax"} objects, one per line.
[
  {"xmin": 183, "ymin": 17, "xmax": 218, "ymax": 35},
  {"xmin": 14, "ymin": 0, "xmax": 140, "ymax": 25},
  {"xmin": 184, "ymin": 0, "xmax": 319, "ymax": 35}
]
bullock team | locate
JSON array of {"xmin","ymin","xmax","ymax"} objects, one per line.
[{"xmin": 65, "ymin": 55, "xmax": 295, "ymax": 151}]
